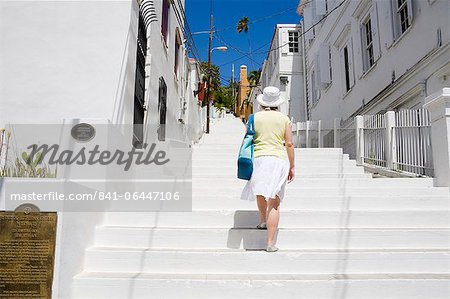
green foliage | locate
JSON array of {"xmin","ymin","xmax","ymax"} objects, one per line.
[
  {"xmin": 200, "ymin": 62, "xmax": 221, "ymax": 91},
  {"xmin": 248, "ymin": 69, "xmax": 262, "ymax": 86},
  {"xmin": 237, "ymin": 17, "xmax": 249, "ymax": 33},
  {"xmin": 213, "ymin": 83, "xmax": 236, "ymax": 111},
  {"xmin": 1, "ymin": 151, "xmax": 57, "ymax": 178}
]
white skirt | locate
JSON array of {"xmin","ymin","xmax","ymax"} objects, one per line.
[{"xmin": 240, "ymin": 156, "xmax": 290, "ymax": 202}]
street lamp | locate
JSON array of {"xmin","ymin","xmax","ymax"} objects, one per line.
[{"xmin": 213, "ymin": 46, "xmax": 228, "ymax": 52}]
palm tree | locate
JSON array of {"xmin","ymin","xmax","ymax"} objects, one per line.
[
  {"xmin": 236, "ymin": 17, "xmax": 249, "ymax": 33},
  {"xmin": 248, "ymin": 69, "xmax": 261, "ymax": 86},
  {"xmin": 236, "ymin": 17, "xmax": 255, "ymax": 70}
]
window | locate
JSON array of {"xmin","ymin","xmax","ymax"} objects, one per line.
[
  {"xmin": 343, "ymin": 46, "xmax": 351, "ymax": 92},
  {"xmin": 329, "ymin": 46, "xmax": 332, "ymax": 82},
  {"xmin": 362, "ymin": 17, "xmax": 374, "ymax": 70},
  {"xmin": 133, "ymin": 11, "xmax": 148, "ymax": 148},
  {"xmin": 174, "ymin": 28, "xmax": 181, "ymax": 75},
  {"xmin": 161, "ymin": 0, "xmax": 170, "ymax": 45},
  {"xmin": 392, "ymin": 0, "xmax": 413, "ymax": 40},
  {"xmin": 341, "ymin": 42, "xmax": 355, "ymax": 94},
  {"xmin": 158, "ymin": 77, "xmax": 167, "ymax": 141},
  {"xmin": 288, "ymin": 31, "xmax": 299, "ymax": 53},
  {"xmin": 396, "ymin": 0, "xmax": 410, "ymax": 34}
]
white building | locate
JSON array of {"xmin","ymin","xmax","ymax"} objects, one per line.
[
  {"xmin": 0, "ymin": 0, "xmax": 203, "ymax": 144},
  {"xmin": 250, "ymin": 24, "xmax": 306, "ymax": 123},
  {"xmin": 0, "ymin": 0, "xmax": 203, "ymax": 297},
  {"xmin": 299, "ymin": 0, "xmax": 450, "ymax": 122}
]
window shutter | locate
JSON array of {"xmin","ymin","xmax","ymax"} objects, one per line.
[
  {"xmin": 312, "ymin": 0, "xmax": 320, "ymax": 24},
  {"xmin": 407, "ymin": 0, "xmax": 413, "ymax": 26},
  {"xmin": 281, "ymin": 29, "xmax": 289, "ymax": 54},
  {"xmin": 381, "ymin": 0, "xmax": 395, "ymax": 48},
  {"xmin": 348, "ymin": 38, "xmax": 355, "ymax": 88},
  {"xmin": 354, "ymin": 26, "xmax": 363, "ymax": 80},
  {"xmin": 304, "ymin": 6, "xmax": 314, "ymax": 40},
  {"xmin": 313, "ymin": 56, "xmax": 321, "ymax": 100},
  {"xmin": 315, "ymin": 0, "xmax": 327, "ymax": 16},
  {"xmin": 319, "ymin": 43, "xmax": 331, "ymax": 86},
  {"xmin": 370, "ymin": 3, "xmax": 381, "ymax": 62}
]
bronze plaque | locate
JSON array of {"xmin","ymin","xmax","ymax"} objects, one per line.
[{"xmin": 0, "ymin": 211, "xmax": 57, "ymax": 298}]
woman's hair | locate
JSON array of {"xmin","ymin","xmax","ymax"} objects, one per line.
[{"xmin": 260, "ymin": 105, "xmax": 278, "ymax": 111}]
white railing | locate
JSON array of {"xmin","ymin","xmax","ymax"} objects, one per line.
[
  {"xmin": 393, "ymin": 109, "xmax": 433, "ymax": 176},
  {"xmin": 361, "ymin": 114, "xmax": 387, "ymax": 167},
  {"xmin": 292, "ymin": 108, "xmax": 435, "ymax": 177},
  {"xmin": 339, "ymin": 117, "xmax": 356, "ymax": 160},
  {"xmin": 292, "ymin": 120, "xmax": 322, "ymax": 148}
]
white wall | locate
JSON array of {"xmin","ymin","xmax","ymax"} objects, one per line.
[
  {"xmin": 257, "ymin": 24, "xmax": 306, "ymax": 122},
  {"xmin": 0, "ymin": 0, "xmax": 202, "ymax": 297},
  {"xmin": 0, "ymin": 0, "xmax": 137, "ymax": 126},
  {"xmin": 302, "ymin": 0, "xmax": 450, "ymax": 122}
]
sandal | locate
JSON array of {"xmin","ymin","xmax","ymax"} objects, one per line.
[
  {"xmin": 256, "ymin": 222, "xmax": 267, "ymax": 229},
  {"xmin": 266, "ymin": 245, "xmax": 279, "ymax": 252}
]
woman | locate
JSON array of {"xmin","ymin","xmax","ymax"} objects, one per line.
[{"xmin": 241, "ymin": 86, "xmax": 295, "ymax": 252}]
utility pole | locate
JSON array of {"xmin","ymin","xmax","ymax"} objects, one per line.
[
  {"xmin": 205, "ymin": 14, "xmax": 213, "ymax": 134},
  {"xmin": 231, "ymin": 64, "xmax": 235, "ymax": 113}
]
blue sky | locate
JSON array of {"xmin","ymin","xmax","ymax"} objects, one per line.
[{"xmin": 185, "ymin": 0, "xmax": 302, "ymax": 86}]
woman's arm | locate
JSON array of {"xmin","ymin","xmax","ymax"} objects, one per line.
[{"xmin": 285, "ymin": 122, "xmax": 295, "ymax": 183}]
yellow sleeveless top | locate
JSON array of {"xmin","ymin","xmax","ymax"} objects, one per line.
[{"xmin": 253, "ymin": 110, "xmax": 291, "ymax": 160}]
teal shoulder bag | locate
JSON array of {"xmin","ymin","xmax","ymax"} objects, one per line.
[{"xmin": 237, "ymin": 114, "xmax": 254, "ymax": 180}]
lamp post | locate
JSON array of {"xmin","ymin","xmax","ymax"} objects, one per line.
[
  {"xmin": 204, "ymin": 39, "xmax": 227, "ymax": 134},
  {"xmin": 192, "ymin": 15, "xmax": 227, "ymax": 134}
]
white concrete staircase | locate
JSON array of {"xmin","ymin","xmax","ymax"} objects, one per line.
[{"xmin": 72, "ymin": 115, "xmax": 450, "ymax": 298}]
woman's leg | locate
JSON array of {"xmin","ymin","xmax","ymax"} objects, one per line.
[
  {"xmin": 266, "ymin": 195, "xmax": 280, "ymax": 246},
  {"xmin": 256, "ymin": 195, "xmax": 267, "ymax": 224}
]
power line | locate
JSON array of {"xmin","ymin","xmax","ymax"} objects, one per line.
[
  {"xmin": 217, "ymin": 0, "xmax": 348, "ymax": 68},
  {"xmin": 254, "ymin": 0, "xmax": 348, "ymax": 55},
  {"xmin": 212, "ymin": 1, "xmax": 313, "ymax": 33},
  {"xmin": 214, "ymin": 31, "xmax": 262, "ymax": 67},
  {"xmin": 217, "ymin": 41, "xmax": 270, "ymax": 67}
]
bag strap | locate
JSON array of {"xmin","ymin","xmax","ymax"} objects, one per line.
[{"xmin": 246, "ymin": 114, "xmax": 255, "ymax": 135}]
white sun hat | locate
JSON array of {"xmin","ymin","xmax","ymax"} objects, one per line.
[{"xmin": 256, "ymin": 86, "xmax": 286, "ymax": 107}]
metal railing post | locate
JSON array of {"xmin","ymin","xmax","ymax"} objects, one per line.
[
  {"xmin": 355, "ymin": 115, "xmax": 364, "ymax": 164},
  {"xmin": 333, "ymin": 118, "xmax": 340, "ymax": 148},
  {"xmin": 317, "ymin": 120, "xmax": 322, "ymax": 148},
  {"xmin": 306, "ymin": 121, "xmax": 310, "ymax": 148},
  {"xmin": 385, "ymin": 111, "xmax": 396, "ymax": 170}
]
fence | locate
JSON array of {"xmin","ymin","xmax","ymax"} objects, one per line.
[
  {"xmin": 393, "ymin": 109, "xmax": 433, "ymax": 176},
  {"xmin": 292, "ymin": 120, "xmax": 321, "ymax": 148},
  {"xmin": 361, "ymin": 114, "xmax": 386, "ymax": 167},
  {"xmin": 292, "ymin": 108, "xmax": 434, "ymax": 177}
]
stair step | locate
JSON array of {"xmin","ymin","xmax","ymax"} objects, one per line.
[
  {"xmin": 193, "ymin": 159, "xmax": 357, "ymax": 167},
  {"xmin": 103, "ymin": 210, "xmax": 450, "ymax": 228},
  {"xmin": 193, "ymin": 177, "xmax": 435, "ymax": 188},
  {"xmin": 193, "ymin": 187, "xmax": 449, "ymax": 197},
  {"xmin": 193, "ymin": 173, "xmax": 372, "ymax": 179},
  {"xmin": 192, "ymin": 195, "xmax": 450, "ymax": 210},
  {"xmin": 84, "ymin": 249, "xmax": 450, "ymax": 274},
  {"xmin": 94, "ymin": 227, "xmax": 450, "ymax": 249},
  {"xmin": 193, "ymin": 165, "xmax": 365, "ymax": 174},
  {"xmin": 72, "ymin": 272, "xmax": 450, "ymax": 299}
]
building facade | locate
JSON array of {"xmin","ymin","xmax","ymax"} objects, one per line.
[
  {"xmin": 0, "ymin": 0, "xmax": 203, "ymax": 297},
  {"xmin": 250, "ymin": 24, "xmax": 306, "ymax": 123},
  {"xmin": 0, "ymin": 0, "xmax": 203, "ymax": 144},
  {"xmin": 300, "ymin": 0, "xmax": 450, "ymax": 122}
]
